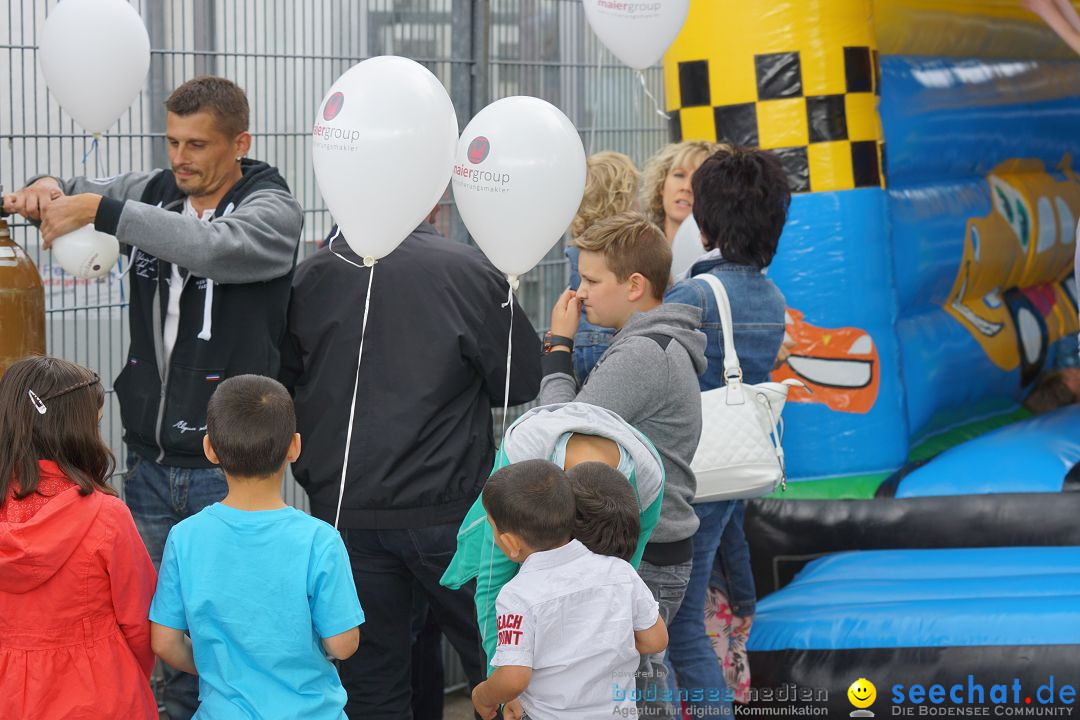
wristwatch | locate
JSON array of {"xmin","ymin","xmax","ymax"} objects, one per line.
[{"xmin": 543, "ymin": 332, "xmax": 574, "ymax": 353}]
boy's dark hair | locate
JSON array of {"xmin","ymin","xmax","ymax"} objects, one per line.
[
  {"xmin": 0, "ymin": 356, "xmax": 114, "ymax": 504},
  {"xmin": 205, "ymin": 374, "xmax": 295, "ymax": 477},
  {"xmin": 573, "ymin": 211, "xmax": 672, "ymax": 301},
  {"xmin": 165, "ymin": 75, "xmax": 250, "ymax": 137},
  {"xmin": 567, "ymin": 462, "xmax": 640, "ymax": 562},
  {"xmin": 482, "ymin": 459, "xmax": 575, "ymax": 551},
  {"xmin": 691, "ymin": 146, "xmax": 791, "ymax": 268}
]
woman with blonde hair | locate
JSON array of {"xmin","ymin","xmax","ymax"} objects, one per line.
[
  {"xmin": 565, "ymin": 151, "xmax": 641, "ymax": 380},
  {"xmin": 642, "ymin": 140, "xmax": 719, "ymax": 243}
]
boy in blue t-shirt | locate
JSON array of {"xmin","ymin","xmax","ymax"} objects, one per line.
[{"xmin": 150, "ymin": 375, "xmax": 364, "ymax": 719}]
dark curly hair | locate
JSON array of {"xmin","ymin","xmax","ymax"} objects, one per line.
[{"xmin": 691, "ymin": 146, "xmax": 791, "ymax": 268}]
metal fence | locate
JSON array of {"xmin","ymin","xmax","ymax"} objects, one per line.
[{"xmin": 3, "ymin": 0, "xmax": 667, "ymax": 699}]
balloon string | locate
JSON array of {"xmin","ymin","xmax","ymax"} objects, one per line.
[
  {"xmin": 80, "ymin": 136, "xmax": 98, "ymax": 168},
  {"xmin": 329, "ymin": 227, "xmax": 366, "ymax": 269},
  {"xmin": 333, "ymin": 261, "xmax": 376, "ymax": 530},
  {"xmin": 499, "ymin": 280, "xmax": 514, "ymax": 442},
  {"xmin": 588, "ymin": 45, "xmax": 603, "ymax": 155},
  {"xmin": 637, "ymin": 71, "xmax": 670, "ymax": 120}
]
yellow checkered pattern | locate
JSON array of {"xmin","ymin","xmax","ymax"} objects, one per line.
[{"xmin": 662, "ymin": 0, "xmax": 885, "ymax": 193}]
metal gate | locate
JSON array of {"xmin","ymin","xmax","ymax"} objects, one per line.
[{"xmin": 3, "ymin": 0, "xmax": 666, "ymax": 692}]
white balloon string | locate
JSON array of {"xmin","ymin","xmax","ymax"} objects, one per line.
[
  {"xmin": 333, "ymin": 261, "xmax": 376, "ymax": 530},
  {"xmin": 637, "ymin": 70, "xmax": 670, "ymax": 120},
  {"xmin": 329, "ymin": 227, "xmax": 366, "ymax": 269},
  {"xmin": 499, "ymin": 279, "xmax": 514, "ymax": 442},
  {"xmin": 588, "ymin": 45, "xmax": 603, "ymax": 155}
]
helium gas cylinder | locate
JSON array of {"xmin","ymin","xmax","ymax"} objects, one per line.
[{"xmin": 0, "ymin": 216, "xmax": 46, "ymax": 378}]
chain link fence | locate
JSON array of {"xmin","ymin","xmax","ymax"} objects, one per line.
[{"xmin": 3, "ymin": 0, "xmax": 666, "ymax": 693}]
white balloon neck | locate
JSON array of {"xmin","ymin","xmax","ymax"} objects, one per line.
[
  {"xmin": 363, "ymin": 256, "xmax": 377, "ymax": 268},
  {"xmin": 506, "ymin": 274, "xmax": 520, "ymax": 291}
]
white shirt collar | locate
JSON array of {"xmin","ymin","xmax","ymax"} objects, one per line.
[{"xmin": 519, "ymin": 538, "xmax": 589, "ymax": 574}]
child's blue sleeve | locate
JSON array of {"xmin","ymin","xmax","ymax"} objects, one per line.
[
  {"xmin": 309, "ymin": 530, "xmax": 365, "ymax": 639},
  {"xmin": 148, "ymin": 531, "xmax": 188, "ymax": 631}
]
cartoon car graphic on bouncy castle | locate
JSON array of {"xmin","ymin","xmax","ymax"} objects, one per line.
[
  {"xmin": 771, "ymin": 308, "xmax": 880, "ymax": 414},
  {"xmin": 943, "ymin": 157, "xmax": 1080, "ymax": 385}
]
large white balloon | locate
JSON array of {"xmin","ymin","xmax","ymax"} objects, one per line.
[
  {"xmin": 582, "ymin": 0, "xmax": 690, "ymax": 71},
  {"xmin": 671, "ymin": 215, "xmax": 706, "ymax": 278},
  {"xmin": 51, "ymin": 225, "xmax": 119, "ymax": 279},
  {"xmin": 312, "ymin": 57, "xmax": 458, "ymax": 262},
  {"xmin": 39, "ymin": 0, "xmax": 150, "ymax": 134},
  {"xmin": 452, "ymin": 97, "xmax": 586, "ymax": 279}
]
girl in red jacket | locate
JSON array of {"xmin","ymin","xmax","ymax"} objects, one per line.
[{"xmin": 0, "ymin": 356, "xmax": 158, "ymax": 719}]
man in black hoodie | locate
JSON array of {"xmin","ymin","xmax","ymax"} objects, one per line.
[
  {"xmin": 280, "ymin": 212, "xmax": 541, "ymax": 719},
  {"xmin": 4, "ymin": 76, "xmax": 302, "ymax": 719}
]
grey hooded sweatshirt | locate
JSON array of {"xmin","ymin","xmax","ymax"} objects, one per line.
[{"xmin": 539, "ymin": 303, "xmax": 707, "ymax": 559}]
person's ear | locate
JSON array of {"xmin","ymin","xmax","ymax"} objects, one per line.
[
  {"xmin": 235, "ymin": 132, "xmax": 252, "ymax": 160},
  {"xmin": 286, "ymin": 433, "xmax": 301, "ymax": 463},
  {"xmin": 203, "ymin": 435, "xmax": 220, "ymax": 465},
  {"xmin": 626, "ymin": 272, "xmax": 648, "ymax": 303},
  {"xmin": 498, "ymin": 531, "xmax": 524, "ymax": 561}
]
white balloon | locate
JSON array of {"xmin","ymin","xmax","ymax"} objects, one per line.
[
  {"xmin": 582, "ymin": 0, "xmax": 690, "ymax": 71},
  {"xmin": 51, "ymin": 225, "xmax": 119, "ymax": 279},
  {"xmin": 39, "ymin": 0, "xmax": 150, "ymax": 134},
  {"xmin": 312, "ymin": 56, "xmax": 458, "ymax": 261},
  {"xmin": 452, "ymin": 97, "xmax": 586, "ymax": 279},
  {"xmin": 671, "ymin": 215, "xmax": 706, "ymax": 278}
]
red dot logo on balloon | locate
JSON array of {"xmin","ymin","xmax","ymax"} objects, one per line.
[
  {"xmin": 323, "ymin": 92, "xmax": 345, "ymax": 121},
  {"xmin": 467, "ymin": 136, "xmax": 491, "ymax": 165}
]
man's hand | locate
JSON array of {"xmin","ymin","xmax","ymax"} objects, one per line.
[
  {"xmin": 39, "ymin": 193, "xmax": 103, "ymax": 247},
  {"xmin": 471, "ymin": 683, "xmax": 499, "ymax": 720},
  {"xmin": 2, "ymin": 177, "xmax": 64, "ymax": 221},
  {"xmin": 549, "ymin": 288, "xmax": 581, "ymax": 339}
]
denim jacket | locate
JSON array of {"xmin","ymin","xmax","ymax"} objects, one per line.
[
  {"xmin": 663, "ymin": 256, "xmax": 786, "ymax": 388},
  {"xmin": 565, "ymin": 245, "xmax": 615, "ymax": 381}
]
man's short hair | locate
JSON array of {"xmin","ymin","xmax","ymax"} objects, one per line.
[
  {"xmin": 205, "ymin": 374, "xmax": 295, "ymax": 477},
  {"xmin": 573, "ymin": 211, "xmax": 672, "ymax": 301},
  {"xmin": 691, "ymin": 146, "xmax": 791, "ymax": 269},
  {"xmin": 165, "ymin": 76, "xmax": 250, "ymax": 137},
  {"xmin": 482, "ymin": 460, "xmax": 575, "ymax": 551},
  {"xmin": 567, "ymin": 462, "xmax": 640, "ymax": 562}
]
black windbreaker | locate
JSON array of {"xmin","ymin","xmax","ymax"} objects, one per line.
[{"xmin": 280, "ymin": 223, "xmax": 541, "ymax": 529}]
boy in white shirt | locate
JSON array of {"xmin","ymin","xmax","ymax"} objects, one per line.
[{"xmin": 471, "ymin": 459, "xmax": 668, "ymax": 720}]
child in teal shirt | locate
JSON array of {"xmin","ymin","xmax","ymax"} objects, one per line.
[{"xmin": 441, "ymin": 401, "xmax": 664, "ymax": 668}]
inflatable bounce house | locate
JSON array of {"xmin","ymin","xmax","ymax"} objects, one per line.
[{"xmin": 664, "ymin": 0, "xmax": 1080, "ymax": 708}]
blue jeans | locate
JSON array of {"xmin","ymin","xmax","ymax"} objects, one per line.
[
  {"xmin": 668, "ymin": 501, "xmax": 736, "ymax": 716},
  {"xmin": 710, "ymin": 501, "xmax": 756, "ymax": 617},
  {"xmin": 635, "ymin": 559, "xmax": 692, "ymax": 718},
  {"xmin": 123, "ymin": 451, "xmax": 227, "ymax": 720}
]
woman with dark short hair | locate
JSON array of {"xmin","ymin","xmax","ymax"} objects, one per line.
[{"xmin": 663, "ymin": 146, "xmax": 790, "ymax": 716}]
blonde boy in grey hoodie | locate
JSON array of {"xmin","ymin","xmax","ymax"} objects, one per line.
[{"xmin": 541, "ymin": 210, "xmax": 706, "ymax": 718}]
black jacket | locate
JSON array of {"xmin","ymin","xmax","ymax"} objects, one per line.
[
  {"xmin": 101, "ymin": 161, "xmax": 301, "ymax": 467},
  {"xmin": 280, "ymin": 224, "xmax": 541, "ymax": 529}
]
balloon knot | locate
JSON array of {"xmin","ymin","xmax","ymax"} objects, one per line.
[
  {"xmin": 363, "ymin": 256, "xmax": 377, "ymax": 268},
  {"xmin": 506, "ymin": 274, "xmax": 520, "ymax": 291}
]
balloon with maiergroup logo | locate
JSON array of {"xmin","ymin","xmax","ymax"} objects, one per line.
[
  {"xmin": 312, "ymin": 56, "xmax": 458, "ymax": 262},
  {"xmin": 452, "ymin": 96, "xmax": 586, "ymax": 283},
  {"xmin": 583, "ymin": 0, "xmax": 690, "ymax": 71}
]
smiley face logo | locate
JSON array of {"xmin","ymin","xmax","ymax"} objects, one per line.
[
  {"xmin": 467, "ymin": 136, "xmax": 491, "ymax": 164},
  {"xmin": 848, "ymin": 678, "xmax": 876, "ymax": 715},
  {"xmin": 323, "ymin": 92, "xmax": 344, "ymax": 121}
]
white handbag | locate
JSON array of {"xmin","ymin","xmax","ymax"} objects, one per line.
[{"xmin": 691, "ymin": 273, "xmax": 805, "ymax": 503}]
